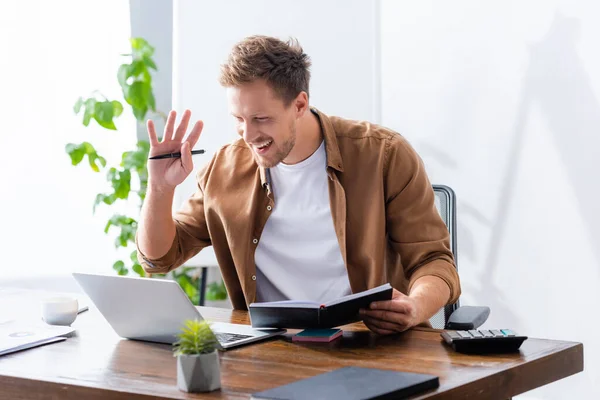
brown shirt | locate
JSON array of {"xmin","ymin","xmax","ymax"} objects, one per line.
[{"xmin": 137, "ymin": 108, "xmax": 461, "ymax": 310}]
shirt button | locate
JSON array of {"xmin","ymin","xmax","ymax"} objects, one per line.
[
  {"xmin": 251, "ymin": 275, "xmax": 257, "ymax": 281},
  {"xmin": 252, "ymin": 238, "xmax": 258, "ymax": 244},
  {"xmin": 267, "ymin": 205, "xmax": 272, "ymax": 211}
]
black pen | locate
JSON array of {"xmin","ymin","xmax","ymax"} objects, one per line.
[{"xmin": 148, "ymin": 149, "xmax": 206, "ymax": 160}]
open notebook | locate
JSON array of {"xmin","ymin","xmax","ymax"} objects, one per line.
[{"xmin": 249, "ymin": 283, "xmax": 393, "ymax": 329}]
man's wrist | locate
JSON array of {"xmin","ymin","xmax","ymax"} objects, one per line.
[
  {"xmin": 409, "ymin": 276, "xmax": 451, "ymax": 324},
  {"xmin": 148, "ymin": 182, "xmax": 176, "ymax": 195}
]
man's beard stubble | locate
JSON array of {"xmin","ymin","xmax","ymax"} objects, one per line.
[{"xmin": 254, "ymin": 123, "xmax": 296, "ymax": 168}]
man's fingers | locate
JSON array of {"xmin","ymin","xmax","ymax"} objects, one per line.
[
  {"xmin": 185, "ymin": 120, "xmax": 204, "ymax": 148},
  {"xmin": 173, "ymin": 109, "xmax": 191, "ymax": 142},
  {"xmin": 364, "ymin": 316, "xmax": 408, "ymax": 333},
  {"xmin": 363, "ymin": 318, "xmax": 398, "ymax": 335},
  {"xmin": 162, "ymin": 110, "xmax": 177, "ymax": 142},
  {"xmin": 146, "ymin": 120, "xmax": 159, "ymax": 146},
  {"xmin": 361, "ymin": 308, "xmax": 410, "ymax": 326},
  {"xmin": 369, "ymin": 299, "xmax": 410, "ymax": 314}
]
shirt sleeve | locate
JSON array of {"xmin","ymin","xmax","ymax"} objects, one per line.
[
  {"xmin": 136, "ymin": 160, "xmax": 214, "ymax": 274},
  {"xmin": 384, "ymin": 135, "xmax": 462, "ymax": 304}
]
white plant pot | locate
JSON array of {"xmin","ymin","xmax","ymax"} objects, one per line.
[{"xmin": 177, "ymin": 351, "xmax": 221, "ymax": 393}]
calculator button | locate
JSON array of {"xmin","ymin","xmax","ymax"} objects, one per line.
[
  {"xmin": 480, "ymin": 330, "xmax": 494, "ymax": 338},
  {"xmin": 491, "ymin": 330, "xmax": 504, "ymax": 337},
  {"xmin": 457, "ymin": 331, "xmax": 472, "ymax": 338},
  {"xmin": 446, "ymin": 331, "xmax": 462, "ymax": 339},
  {"xmin": 501, "ymin": 329, "xmax": 516, "ymax": 336},
  {"xmin": 468, "ymin": 330, "xmax": 484, "ymax": 338}
]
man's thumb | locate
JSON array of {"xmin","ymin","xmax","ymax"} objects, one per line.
[{"xmin": 180, "ymin": 142, "xmax": 193, "ymax": 173}]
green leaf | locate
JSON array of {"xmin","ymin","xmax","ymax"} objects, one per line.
[
  {"xmin": 87, "ymin": 152, "xmax": 101, "ymax": 172},
  {"xmin": 132, "ymin": 263, "xmax": 145, "ymax": 277},
  {"xmin": 105, "ymin": 167, "xmax": 131, "ymax": 200},
  {"xmin": 94, "ymin": 193, "xmax": 116, "ymax": 213},
  {"xmin": 121, "ymin": 141, "xmax": 150, "ymax": 171},
  {"xmin": 143, "ymin": 55, "xmax": 157, "ymax": 70},
  {"xmin": 94, "ymin": 101, "xmax": 117, "ymax": 130},
  {"xmin": 112, "ymin": 101, "xmax": 123, "ymax": 118},
  {"xmin": 73, "ymin": 97, "xmax": 83, "ymax": 114},
  {"xmin": 132, "ymin": 106, "xmax": 148, "ymax": 121},
  {"xmin": 130, "ymin": 37, "xmax": 154, "ymax": 59},
  {"xmin": 125, "ymin": 81, "xmax": 151, "ymax": 109},
  {"xmin": 82, "ymin": 98, "xmax": 96, "ymax": 126},
  {"xmin": 95, "ymin": 101, "xmax": 114, "ymax": 121},
  {"xmin": 66, "ymin": 142, "xmax": 105, "ymax": 172},
  {"xmin": 129, "ymin": 60, "xmax": 146, "ymax": 77},
  {"xmin": 104, "ymin": 214, "xmax": 137, "ymax": 248},
  {"xmin": 114, "ymin": 169, "xmax": 131, "ymax": 199},
  {"xmin": 117, "ymin": 64, "xmax": 130, "ymax": 87},
  {"xmin": 112, "ymin": 260, "xmax": 128, "ymax": 275},
  {"xmin": 82, "ymin": 109, "xmax": 93, "ymax": 127},
  {"xmin": 65, "ymin": 143, "xmax": 85, "ymax": 165},
  {"xmin": 147, "ymin": 91, "xmax": 156, "ymax": 111},
  {"xmin": 130, "ymin": 250, "xmax": 139, "ymax": 263},
  {"xmin": 206, "ymin": 280, "xmax": 228, "ymax": 301},
  {"xmin": 173, "ymin": 319, "xmax": 217, "ymax": 356}
]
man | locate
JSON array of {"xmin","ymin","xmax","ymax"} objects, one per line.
[{"xmin": 136, "ymin": 35, "xmax": 460, "ymax": 335}]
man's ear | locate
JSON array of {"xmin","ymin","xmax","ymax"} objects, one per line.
[{"xmin": 293, "ymin": 91, "xmax": 309, "ymax": 118}]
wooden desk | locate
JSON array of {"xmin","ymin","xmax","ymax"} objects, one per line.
[{"xmin": 0, "ymin": 290, "xmax": 583, "ymax": 399}]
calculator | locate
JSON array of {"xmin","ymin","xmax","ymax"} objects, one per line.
[{"xmin": 441, "ymin": 329, "xmax": 528, "ymax": 354}]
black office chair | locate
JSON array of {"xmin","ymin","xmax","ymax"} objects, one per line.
[{"xmin": 430, "ymin": 185, "xmax": 490, "ymax": 330}]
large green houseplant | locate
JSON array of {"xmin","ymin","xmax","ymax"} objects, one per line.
[{"xmin": 66, "ymin": 37, "xmax": 212, "ymax": 304}]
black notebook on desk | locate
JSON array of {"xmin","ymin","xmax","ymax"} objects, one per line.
[
  {"xmin": 252, "ymin": 367, "xmax": 439, "ymax": 400},
  {"xmin": 249, "ymin": 284, "xmax": 393, "ymax": 329}
]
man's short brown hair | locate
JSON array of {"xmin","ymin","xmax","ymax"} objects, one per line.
[{"xmin": 219, "ymin": 35, "xmax": 311, "ymax": 105}]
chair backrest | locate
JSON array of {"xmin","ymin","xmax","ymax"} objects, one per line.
[{"xmin": 428, "ymin": 185, "xmax": 459, "ymax": 329}]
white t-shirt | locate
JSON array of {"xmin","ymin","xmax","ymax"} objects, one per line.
[{"xmin": 255, "ymin": 141, "xmax": 351, "ymax": 303}]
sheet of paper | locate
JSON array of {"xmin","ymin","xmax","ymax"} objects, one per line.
[{"xmin": 0, "ymin": 320, "xmax": 75, "ymax": 356}]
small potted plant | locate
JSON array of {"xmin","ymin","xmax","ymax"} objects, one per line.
[{"xmin": 173, "ymin": 319, "xmax": 221, "ymax": 393}]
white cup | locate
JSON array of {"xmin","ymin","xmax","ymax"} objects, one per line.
[{"xmin": 41, "ymin": 297, "xmax": 79, "ymax": 326}]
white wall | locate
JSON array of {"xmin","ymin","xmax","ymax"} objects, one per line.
[
  {"xmin": 173, "ymin": 0, "xmax": 599, "ymax": 397},
  {"xmin": 381, "ymin": 1, "xmax": 600, "ymax": 399},
  {"xmin": 172, "ymin": 0, "xmax": 379, "ymax": 267},
  {"xmin": 0, "ymin": 1, "xmax": 137, "ymax": 283},
  {"xmin": 129, "ymin": 0, "xmax": 173, "ymax": 140}
]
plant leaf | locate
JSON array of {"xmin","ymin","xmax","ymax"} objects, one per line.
[
  {"xmin": 129, "ymin": 60, "xmax": 146, "ymax": 77},
  {"xmin": 112, "ymin": 101, "xmax": 123, "ymax": 118},
  {"xmin": 132, "ymin": 263, "xmax": 145, "ymax": 277},
  {"xmin": 66, "ymin": 142, "xmax": 105, "ymax": 172},
  {"xmin": 173, "ymin": 319, "xmax": 217, "ymax": 356},
  {"xmin": 82, "ymin": 98, "xmax": 97, "ymax": 127},
  {"xmin": 117, "ymin": 64, "xmax": 130, "ymax": 87},
  {"xmin": 132, "ymin": 106, "xmax": 148, "ymax": 121},
  {"xmin": 65, "ymin": 143, "xmax": 85, "ymax": 166},
  {"xmin": 73, "ymin": 97, "xmax": 83, "ymax": 114},
  {"xmin": 125, "ymin": 81, "xmax": 151, "ymax": 109},
  {"xmin": 130, "ymin": 37, "xmax": 154, "ymax": 59},
  {"xmin": 147, "ymin": 90, "xmax": 156, "ymax": 111},
  {"xmin": 112, "ymin": 260, "xmax": 128, "ymax": 275},
  {"xmin": 94, "ymin": 101, "xmax": 116, "ymax": 130},
  {"xmin": 143, "ymin": 55, "xmax": 157, "ymax": 70}
]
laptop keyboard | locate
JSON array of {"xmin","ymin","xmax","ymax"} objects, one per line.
[{"xmin": 215, "ymin": 332, "xmax": 254, "ymax": 344}]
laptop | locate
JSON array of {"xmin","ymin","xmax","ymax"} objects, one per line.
[{"xmin": 72, "ymin": 273, "xmax": 286, "ymax": 349}]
